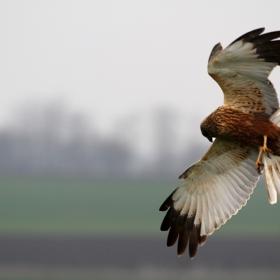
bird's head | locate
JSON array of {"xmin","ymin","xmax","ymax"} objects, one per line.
[
  {"xmin": 200, "ymin": 119, "xmax": 214, "ymax": 142},
  {"xmin": 201, "ymin": 127, "xmax": 213, "ymax": 142}
]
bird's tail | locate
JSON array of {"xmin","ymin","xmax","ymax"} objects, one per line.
[{"xmin": 263, "ymin": 109, "xmax": 280, "ymax": 204}]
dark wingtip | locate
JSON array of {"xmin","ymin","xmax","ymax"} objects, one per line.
[
  {"xmin": 167, "ymin": 222, "xmax": 180, "ymax": 247},
  {"xmin": 228, "ymin": 28, "xmax": 280, "ymax": 66},
  {"xmin": 198, "ymin": 234, "xmax": 207, "ymax": 246},
  {"xmin": 188, "ymin": 226, "xmax": 199, "ymax": 259},
  {"xmin": 253, "ymin": 31, "xmax": 280, "ymax": 65},
  {"xmin": 161, "ymin": 207, "xmax": 207, "ymax": 259},
  {"xmin": 160, "ymin": 185, "xmax": 208, "ymax": 259},
  {"xmin": 159, "ymin": 190, "xmax": 176, "ymax": 211},
  {"xmin": 251, "ymin": 30, "xmax": 280, "ymax": 44},
  {"xmin": 160, "ymin": 207, "xmax": 179, "ymax": 231},
  {"xmin": 177, "ymin": 230, "xmax": 189, "ymax": 256},
  {"xmin": 230, "ymin": 27, "xmax": 265, "ymax": 45}
]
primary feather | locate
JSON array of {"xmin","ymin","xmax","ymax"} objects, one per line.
[{"xmin": 160, "ymin": 139, "xmax": 259, "ymax": 258}]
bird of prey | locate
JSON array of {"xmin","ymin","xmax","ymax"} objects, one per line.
[{"xmin": 159, "ymin": 28, "xmax": 280, "ymax": 259}]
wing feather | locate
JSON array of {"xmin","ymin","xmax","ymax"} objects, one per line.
[
  {"xmin": 209, "ymin": 187, "xmax": 224, "ymax": 225},
  {"xmin": 200, "ymin": 195, "xmax": 210, "ymax": 235},
  {"xmin": 208, "ymin": 28, "xmax": 280, "ymax": 117},
  {"xmin": 181, "ymin": 195, "xmax": 191, "ymax": 215},
  {"xmin": 226, "ymin": 172, "xmax": 245, "ymax": 193},
  {"xmin": 221, "ymin": 175, "xmax": 246, "ymax": 201},
  {"xmin": 194, "ymin": 195, "xmax": 202, "ymax": 226},
  {"xmin": 229, "ymin": 28, "xmax": 265, "ymax": 45},
  {"xmin": 159, "ymin": 138, "xmax": 260, "ymax": 258},
  {"xmin": 188, "ymin": 196, "xmax": 197, "ymax": 218},
  {"xmin": 215, "ymin": 178, "xmax": 236, "ymax": 217}
]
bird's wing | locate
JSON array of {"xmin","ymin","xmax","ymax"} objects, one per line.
[
  {"xmin": 208, "ymin": 28, "xmax": 280, "ymax": 117},
  {"xmin": 159, "ymin": 138, "xmax": 260, "ymax": 259}
]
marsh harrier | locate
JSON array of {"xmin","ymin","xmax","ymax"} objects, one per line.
[{"xmin": 160, "ymin": 28, "xmax": 280, "ymax": 259}]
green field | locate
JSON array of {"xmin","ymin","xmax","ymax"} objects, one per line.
[{"xmin": 0, "ymin": 176, "xmax": 280, "ymax": 237}]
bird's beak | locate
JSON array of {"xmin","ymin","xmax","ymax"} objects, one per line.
[{"xmin": 207, "ymin": 136, "xmax": 213, "ymax": 142}]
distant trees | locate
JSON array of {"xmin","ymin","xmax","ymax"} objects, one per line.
[{"xmin": 0, "ymin": 102, "xmax": 209, "ymax": 178}]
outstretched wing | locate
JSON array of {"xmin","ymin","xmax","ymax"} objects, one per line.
[
  {"xmin": 159, "ymin": 138, "xmax": 260, "ymax": 259},
  {"xmin": 208, "ymin": 28, "xmax": 280, "ymax": 117}
]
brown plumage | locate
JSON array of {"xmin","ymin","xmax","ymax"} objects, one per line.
[
  {"xmin": 200, "ymin": 106, "xmax": 280, "ymax": 156},
  {"xmin": 159, "ymin": 28, "xmax": 280, "ymax": 259}
]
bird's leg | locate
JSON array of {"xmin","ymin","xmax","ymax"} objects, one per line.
[
  {"xmin": 255, "ymin": 147, "xmax": 264, "ymax": 173},
  {"xmin": 262, "ymin": 135, "xmax": 272, "ymax": 157},
  {"xmin": 255, "ymin": 136, "xmax": 272, "ymax": 173}
]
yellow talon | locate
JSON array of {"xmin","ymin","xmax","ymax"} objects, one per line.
[
  {"xmin": 256, "ymin": 136, "xmax": 272, "ymax": 173},
  {"xmin": 255, "ymin": 156, "xmax": 264, "ymax": 173},
  {"xmin": 255, "ymin": 146, "xmax": 264, "ymax": 173}
]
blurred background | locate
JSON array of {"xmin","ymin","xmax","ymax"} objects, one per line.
[{"xmin": 0, "ymin": 1, "xmax": 280, "ymax": 279}]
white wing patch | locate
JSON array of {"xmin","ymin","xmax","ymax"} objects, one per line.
[
  {"xmin": 208, "ymin": 34, "xmax": 279, "ymax": 116},
  {"xmin": 172, "ymin": 139, "xmax": 260, "ymax": 236}
]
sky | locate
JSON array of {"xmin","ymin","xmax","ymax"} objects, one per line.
[{"xmin": 1, "ymin": 0, "xmax": 280, "ymax": 144}]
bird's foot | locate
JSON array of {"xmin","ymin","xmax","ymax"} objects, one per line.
[{"xmin": 255, "ymin": 159, "xmax": 264, "ymax": 174}]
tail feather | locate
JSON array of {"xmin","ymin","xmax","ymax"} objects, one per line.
[
  {"xmin": 263, "ymin": 108, "xmax": 280, "ymax": 204},
  {"xmin": 269, "ymin": 108, "xmax": 280, "ymax": 125},
  {"xmin": 263, "ymin": 155, "xmax": 280, "ymax": 204}
]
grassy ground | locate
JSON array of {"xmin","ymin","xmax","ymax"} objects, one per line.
[
  {"xmin": 0, "ymin": 176, "xmax": 279, "ymax": 237},
  {"xmin": 0, "ymin": 176, "xmax": 279, "ymax": 280}
]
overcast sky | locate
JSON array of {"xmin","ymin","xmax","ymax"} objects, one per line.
[{"xmin": 1, "ymin": 0, "xmax": 280, "ymax": 142}]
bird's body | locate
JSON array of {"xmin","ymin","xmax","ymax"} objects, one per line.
[
  {"xmin": 200, "ymin": 106, "xmax": 280, "ymax": 156},
  {"xmin": 160, "ymin": 28, "xmax": 280, "ymax": 259}
]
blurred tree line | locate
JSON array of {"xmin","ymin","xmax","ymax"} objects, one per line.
[{"xmin": 0, "ymin": 102, "xmax": 209, "ymax": 178}]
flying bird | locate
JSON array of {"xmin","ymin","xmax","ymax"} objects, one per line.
[{"xmin": 160, "ymin": 28, "xmax": 280, "ymax": 259}]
